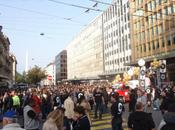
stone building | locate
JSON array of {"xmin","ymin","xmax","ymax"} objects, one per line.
[{"xmin": 0, "ymin": 26, "xmax": 17, "ymax": 86}]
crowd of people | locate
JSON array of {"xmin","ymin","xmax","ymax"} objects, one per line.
[{"xmin": 0, "ymin": 81, "xmax": 174, "ymax": 130}]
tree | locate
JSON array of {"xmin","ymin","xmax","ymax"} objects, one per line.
[
  {"xmin": 16, "ymin": 72, "xmax": 26, "ymax": 83},
  {"xmin": 26, "ymin": 65, "xmax": 46, "ymax": 85}
]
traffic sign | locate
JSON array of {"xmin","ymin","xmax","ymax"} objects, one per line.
[{"xmin": 47, "ymin": 75, "xmax": 52, "ymax": 80}]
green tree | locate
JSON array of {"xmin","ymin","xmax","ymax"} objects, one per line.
[
  {"xmin": 26, "ymin": 65, "xmax": 46, "ymax": 84},
  {"xmin": 16, "ymin": 72, "xmax": 26, "ymax": 83}
]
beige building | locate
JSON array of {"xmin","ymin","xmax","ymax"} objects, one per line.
[
  {"xmin": 0, "ymin": 26, "xmax": 17, "ymax": 86},
  {"xmin": 129, "ymin": 0, "xmax": 175, "ymax": 80},
  {"xmin": 66, "ymin": 15, "xmax": 104, "ymax": 80}
]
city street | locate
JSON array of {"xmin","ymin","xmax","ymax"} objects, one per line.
[
  {"xmin": 0, "ymin": 0, "xmax": 175, "ymax": 130},
  {"xmin": 90, "ymin": 104, "xmax": 163, "ymax": 130}
]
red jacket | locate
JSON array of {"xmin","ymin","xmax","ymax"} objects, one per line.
[{"xmin": 31, "ymin": 95, "xmax": 41, "ymax": 114}]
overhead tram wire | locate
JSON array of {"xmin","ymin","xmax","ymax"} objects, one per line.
[
  {"xmin": 0, "ymin": 3, "xmax": 86, "ymax": 25},
  {"xmin": 89, "ymin": 0, "xmax": 113, "ymax": 6},
  {"xmin": 47, "ymin": 0, "xmax": 103, "ymax": 12},
  {"xmin": 90, "ymin": 0, "xmax": 175, "ymax": 17}
]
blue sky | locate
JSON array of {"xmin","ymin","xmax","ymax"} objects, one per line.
[{"xmin": 0, "ymin": 0, "xmax": 110, "ymax": 73}]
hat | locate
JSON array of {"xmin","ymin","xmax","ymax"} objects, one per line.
[
  {"xmin": 111, "ymin": 92, "xmax": 119, "ymax": 99},
  {"xmin": 0, "ymin": 110, "xmax": 17, "ymax": 120}
]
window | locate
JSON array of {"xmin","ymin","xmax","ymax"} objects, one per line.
[
  {"xmin": 162, "ymin": 39, "xmax": 165, "ymax": 47},
  {"xmin": 159, "ymin": 0, "xmax": 161, "ymax": 5},
  {"xmin": 140, "ymin": 46, "xmax": 142, "ymax": 53},
  {"xmin": 157, "ymin": 41, "xmax": 160, "ymax": 49},
  {"xmin": 168, "ymin": 39, "xmax": 171, "ymax": 46},
  {"xmin": 174, "ymin": 35, "xmax": 175, "ymax": 44},
  {"xmin": 152, "ymin": 42, "xmax": 155, "ymax": 50},
  {"xmin": 165, "ymin": 7, "xmax": 168, "ymax": 15},
  {"xmin": 148, "ymin": 42, "xmax": 151, "ymax": 51},
  {"xmin": 144, "ymin": 44, "xmax": 146, "ymax": 52}
]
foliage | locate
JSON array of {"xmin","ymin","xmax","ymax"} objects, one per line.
[
  {"xmin": 16, "ymin": 72, "xmax": 26, "ymax": 83},
  {"xmin": 26, "ymin": 65, "xmax": 46, "ymax": 84}
]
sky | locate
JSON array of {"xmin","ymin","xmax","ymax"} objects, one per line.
[{"xmin": 0, "ymin": 0, "xmax": 111, "ymax": 73}]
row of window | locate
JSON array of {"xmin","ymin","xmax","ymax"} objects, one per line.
[
  {"xmin": 104, "ymin": 23, "xmax": 130, "ymax": 39},
  {"xmin": 135, "ymin": 0, "xmax": 167, "ymax": 7},
  {"xmin": 147, "ymin": 0, "xmax": 168, "ymax": 11},
  {"xmin": 104, "ymin": 16, "xmax": 130, "ymax": 31},
  {"xmin": 134, "ymin": 21, "xmax": 175, "ymax": 43},
  {"xmin": 105, "ymin": 56, "xmax": 131, "ymax": 65},
  {"xmin": 136, "ymin": 35, "xmax": 175, "ymax": 53},
  {"xmin": 105, "ymin": 67, "xmax": 130, "ymax": 73},
  {"xmin": 104, "ymin": 42, "xmax": 131, "ymax": 53},
  {"xmin": 103, "ymin": 1, "xmax": 129, "ymax": 22}
]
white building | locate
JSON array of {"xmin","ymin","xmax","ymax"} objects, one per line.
[
  {"xmin": 42, "ymin": 62, "xmax": 56, "ymax": 85},
  {"xmin": 66, "ymin": 15, "xmax": 104, "ymax": 80},
  {"xmin": 102, "ymin": 0, "xmax": 131, "ymax": 76}
]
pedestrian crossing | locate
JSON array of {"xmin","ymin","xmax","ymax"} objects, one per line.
[{"xmin": 90, "ymin": 112, "xmax": 127, "ymax": 130}]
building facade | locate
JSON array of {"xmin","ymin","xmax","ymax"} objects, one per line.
[
  {"xmin": 0, "ymin": 26, "xmax": 17, "ymax": 86},
  {"xmin": 102, "ymin": 0, "xmax": 131, "ymax": 77},
  {"xmin": 10, "ymin": 54, "xmax": 17, "ymax": 84},
  {"xmin": 130, "ymin": 0, "xmax": 175, "ymax": 81},
  {"xmin": 66, "ymin": 16, "xmax": 104, "ymax": 80},
  {"xmin": 42, "ymin": 62, "xmax": 56, "ymax": 85},
  {"xmin": 55, "ymin": 50, "xmax": 67, "ymax": 82}
]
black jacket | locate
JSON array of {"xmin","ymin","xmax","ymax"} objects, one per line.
[
  {"xmin": 73, "ymin": 115, "xmax": 90, "ymax": 130},
  {"xmin": 128, "ymin": 111, "xmax": 155, "ymax": 130}
]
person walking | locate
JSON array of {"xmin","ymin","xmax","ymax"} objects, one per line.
[
  {"xmin": 127, "ymin": 102, "xmax": 156, "ymax": 130},
  {"xmin": 64, "ymin": 93, "xmax": 75, "ymax": 126},
  {"xmin": 111, "ymin": 93, "xmax": 124, "ymax": 130},
  {"xmin": 93, "ymin": 87, "xmax": 104, "ymax": 119},
  {"xmin": 11, "ymin": 91, "xmax": 20, "ymax": 112},
  {"xmin": 129, "ymin": 89, "xmax": 137, "ymax": 112},
  {"xmin": 23, "ymin": 98, "xmax": 40, "ymax": 130}
]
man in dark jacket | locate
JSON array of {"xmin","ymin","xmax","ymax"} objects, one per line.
[
  {"xmin": 111, "ymin": 92, "xmax": 124, "ymax": 130},
  {"xmin": 128, "ymin": 102, "xmax": 155, "ymax": 130}
]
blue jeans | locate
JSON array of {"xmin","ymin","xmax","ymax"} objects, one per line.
[{"xmin": 94, "ymin": 103, "xmax": 103, "ymax": 119}]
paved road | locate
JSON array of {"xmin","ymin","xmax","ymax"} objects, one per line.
[{"xmin": 90, "ymin": 104, "xmax": 163, "ymax": 130}]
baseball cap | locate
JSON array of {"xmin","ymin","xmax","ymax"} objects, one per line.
[{"xmin": 0, "ymin": 110, "xmax": 17, "ymax": 120}]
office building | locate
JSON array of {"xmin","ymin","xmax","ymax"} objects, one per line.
[
  {"xmin": 130, "ymin": 0, "xmax": 175, "ymax": 80},
  {"xmin": 55, "ymin": 50, "xmax": 67, "ymax": 82},
  {"xmin": 102, "ymin": 0, "xmax": 131, "ymax": 77},
  {"xmin": 66, "ymin": 16, "xmax": 104, "ymax": 80}
]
